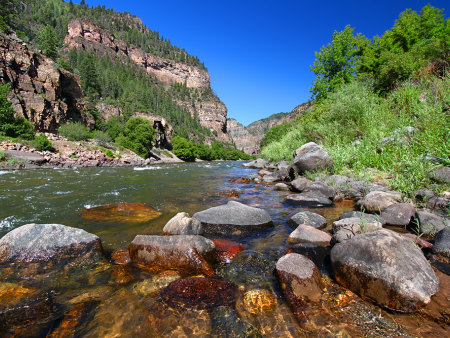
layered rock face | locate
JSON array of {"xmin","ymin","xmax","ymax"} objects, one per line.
[
  {"xmin": 65, "ymin": 18, "xmax": 229, "ymax": 141},
  {"xmin": 0, "ymin": 33, "xmax": 85, "ymax": 132}
]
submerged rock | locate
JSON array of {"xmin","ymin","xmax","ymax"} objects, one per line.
[
  {"xmin": 291, "ymin": 142, "xmax": 333, "ymax": 175},
  {"xmin": 162, "ymin": 212, "xmax": 203, "ymax": 235},
  {"xmin": 211, "ymin": 306, "xmax": 262, "ymax": 338},
  {"xmin": 193, "ymin": 201, "xmax": 273, "ymax": 239},
  {"xmin": 161, "ymin": 277, "xmax": 237, "ymax": 310},
  {"xmin": 224, "ymin": 250, "xmax": 274, "ymax": 286},
  {"xmin": 110, "ymin": 250, "xmax": 130, "ymax": 265},
  {"xmin": 212, "ymin": 239, "xmax": 244, "ymax": 263},
  {"xmin": 128, "ymin": 235, "xmax": 216, "ymax": 275},
  {"xmin": 243, "ymin": 289, "xmax": 276, "ymax": 314},
  {"xmin": 0, "ymin": 223, "xmax": 103, "ymax": 264},
  {"xmin": 289, "ymin": 211, "xmax": 327, "ymax": 229},
  {"xmin": 80, "ymin": 202, "xmax": 162, "ymax": 223},
  {"xmin": 356, "ymin": 191, "xmax": 402, "ymax": 213},
  {"xmin": 288, "ymin": 224, "xmax": 331, "ymax": 246},
  {"xmin": 331, "ymin": 229, "xmax": 440, "ymax": 312},
  {"xmin": 284, "ymin": 193, "xmax": 333, "ymax": 207}
]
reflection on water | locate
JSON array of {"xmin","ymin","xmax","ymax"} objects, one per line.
[{"xmin": 0, "ymin": 161, "xmax": 448, "ymax": 337}]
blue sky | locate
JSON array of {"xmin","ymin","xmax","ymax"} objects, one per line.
[{"xmin": 74, "ymin": 1, "xmax": 449, "ymax": 126}]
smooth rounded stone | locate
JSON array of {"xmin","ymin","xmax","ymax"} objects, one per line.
[
  {"xmin": 332, "ymin": 217, "xmax": 382, "ymax": 234},
  {"xmin": 339, "ymin": 211, "xmax": 386, "ymax": 226},
  {"xmin": 289, "ymin": 211, "xmax": 327, "ymax": 229},
  {"xmin": 432, "ymin": 228, "xmax": 450, "ymax": 258},
  {"xmin": 192, "ymin": 201, "xmax": 274, "ymax": 239},
  {"xmin": 258, "ymin": 169, "xmax": 271, "ymax": 176},
  {"xmin": 243, "ymin": 289, "xmax": 276, "ymax": 314},
  {"xmin": 331, "ymin": 219, "xmax": 383, "ymax": 245},
  {"xmin": 246, "ymin": 174, "xmax": 259, "ymax": 181},
  {"xmin": 274, "ymin": 183, "xmax": 289, "ymax": 191},
  {"xmin": 430, "ymin": 167, "xmax": 450, "ymax": 184},
  {"xmin": 212, "ymin": 239, "xmax": 244, "ymax": 263},
  {"xmin": 277, "ymin": 160, "xmax": 289, "ymax": 170},
  {"xmin": 380, "ymin": 203, "xmax": 415, "ymax": 227},
  {"xmin": 284, "ymin": 192, "xmax": 333, "ymax": 207},
  {"xmin": 331, "ymin": 229, "xmax": 440, "ymax": 312},
  {"xmin": 291, "ymin": 142, "xmax": 333, "ymax": 175},
  {"xmin": 211, "ymin": 306, "xmax": 262, "ymax": 338},
  {"xmin": 262, "ymin": 171, "xmax": 284, "ymax": 183},
  {"xmin": 290, "ymin": 177, "xmax": 312, "ymax": 192},
  {"xmin": 247, "ymin": 158, "xmax": 267, "ymax": 169},
  {"xmin": 79, "ymin": 202, "xmax": 162, "ymax": 223},
  {"xmin": 303, "ymin": 181, "xmax": 336, "ymax": 200},
  {"xmin": 416, "ymin": 211, "xmax": 448, "ymax": 235},
  {"xmin": 162, "ymin": 212, "xmax": 203, "ymax": 235},
  {"xmin": 285, "ymin": 243, "xmax": 331, "ymax": 273},
  {"xmin": 356, "ymin": 191, "xmax": 402, "ymax": 213},
  {"xmin": 161, "ymin": 277, "xmax": 237, "ymax": 310},
  {"xmin": 275, "ymin": 253, "xmax": 323, "ymax": 304},
  {"xmin": 224, "ymin": 250, "xmax": 274, "ymax": 285},
  {"xmin": 0, "ymin": 223, "xmax": 104, "ymax": 264},
  {"xmin": 288, "ymin": 224, "xmax": 331, "ymax": 246},
  {"xmin": 324, "ymin": 175, "xmax": 349, "ymax": 187},
  {"xmin": 128, "ymin": 235, "xmax": 216, "ymax": 276}
]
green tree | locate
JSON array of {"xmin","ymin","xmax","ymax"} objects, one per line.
[
  {"xmin": 79, "ymin": 54, "xmax": 99, "ymax": 95},
  {"xmin": 116, "ymin": 117, "xmax": 156, "ymax": 158},
  {"xmin": 310, "ymin": 25, "xmax": 359, "ymax": 101},
  {"xmin": 172, "ymin": 136, "xmax": 196, "ymax": 161},
  {"xmin": 39, "ymin": 25, "xmax": 59, "ymax": 59}
]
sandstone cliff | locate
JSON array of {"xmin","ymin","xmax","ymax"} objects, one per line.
[
  {"xmin": 227, "ymin": 101, "xmax": 314, "ymax": 154},
  {"xmin": 65, "ymin": 18, "xmax": 229, "ymax": 141},
  {"xmin": 0, "ymin": 33, "xmax": 89, "ymax": 132}
]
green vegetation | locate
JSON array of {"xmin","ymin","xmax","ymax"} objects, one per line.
[
  {"xmin": 93, "ymin": 130, "xmax": 112, "ymax": 146},
  {"xmin": 261, "ymin": 4, "xmax": 450, "ymax": 198},
  {"xmin": 58, "ymin": 121, "xmax": 90, "ymax": 141},
  {"xmin": 115, "ymin": 117, "xmax": 156, "ymax": 158},
  {"xmin": 172, "ymin": 136, "xmax": 196, "ymax": 162},
  {"xmin": 0, "ymin": 150, "xmax": 6, "ymax": 161},
  {"xmin": 104, "ymin": 149, "xmax": 114, "ymax": 158},
  {"xmin": 38, "ymin": 25, "xmax": 59, "ymax": 59},
  {"xmin": 30, "ymin": 134, "xmax": 54, "ymax": 151}
]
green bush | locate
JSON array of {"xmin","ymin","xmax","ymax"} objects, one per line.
[
  {"xmin": 30, "ymin": 134, "xmax": 54, "ymax": 151},
  {"xmin": 115, "ymin": 117, "xmax": 156, "ymax": 158},
  {"xmin": 58, "ymin": 122, "xmax": 90, "ymax": 141},
  {"xmin": 105, "ymin": 149, "xmax": 114, "ymax": 157},
  {"xmin": 172, "ymin": 136, "xmax": 196, "ymax": 162},
  {"xmin": 0, "ymin": 151, "xmax": 6, "ymax": 162},
  {"xmin": 93, "ymin": 130, "xmax": 112, "ymax": 146}
]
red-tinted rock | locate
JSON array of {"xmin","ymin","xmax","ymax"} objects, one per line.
[
  {"xmin": 161, "ymin": 277, "xmax": 237, "ymax": 310},
  {"xmin": 212, "ymin": 239, "xmax": 244, "ymax": 263},
  {"xmin": 229, "ymin": 177, "xmax": 251, "ymax": 184},
  {"xmin": 402, "ymin": 234, "xmax": 433, "ymax": 249},
  {"xmin": 111, "ymin": 250, "xmax": 130, "ymax": 264},
  {"xmin": 80, "ymin": 202, "xmax": 162, "ymax": 222},
  {"xmin": 217, "ymin": 190, "xmax": 239, "ymax": 197}
]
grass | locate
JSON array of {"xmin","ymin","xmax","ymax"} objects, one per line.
[{"xmin": 260, "ymin": 76, "xmax": 450, "ymax": 198}]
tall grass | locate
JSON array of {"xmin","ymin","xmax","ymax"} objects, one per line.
[{"xmin": 260, "ymin": 76, "xmax": 450, "ymax": 197}]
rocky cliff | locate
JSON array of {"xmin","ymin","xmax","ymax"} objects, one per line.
[
  {"xmin": 65, "ymin": 18, "xmax": 229, "ymax": 141},
  {"xmin": 227, "ymin": 101, "xmax": 314, "ymax": 154},
  {"xmin": 0, "ymin": 32, "xmax": 89, "ymax": 132}
]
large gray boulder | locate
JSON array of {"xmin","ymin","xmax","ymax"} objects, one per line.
[
  {"xmin": 356, "ymin": 191, "xmax": 402, "ymax": 213},
  {"xmin": 304, "ymin": 181, "xmax": 336, "ymax": 200},
  {"xmin": 380, "ymin": 203, "xmax": 415, "ymax": 227},
  {"xmin": 193, "ymin": 201, "xmax": 273, "ymax": 238},
  {"xmin": 331, "ymin": 229, "xmax": 440, "ymax": 312},
  {"xmin": 416, "ymin": 211, "xmax": 449, "ymax": 235},
  {"xmin": 162, "ymin": 212, "xmax": 204, "ymax": 235},
  {"xmin": 247, "ymin": 158, "xmax": 267, "ymax": 169},
  {"xmin": 0, "ymin": 223, "xmax": 103, "ymax": 263},
  {"xmin": 290, "ymin": 177, "xmax": 312, "ymax": 192},
  {"xmin": 432, "ymin": 228, "xmax": 450, "ymax": 258},
  {"xmin": 289, "ymin": 211, "xmax": 327, "ymax": 229},
  {"xmin": 285, "ymin": 192, "xmax": 333, "ymax": 207},
  {"xmin": 291, "ymin": 142, "xmax": 333, "ymax": 175},
  {"xmin": 129, "ymin": 235, "xmax": 216, "ymax": 275}
]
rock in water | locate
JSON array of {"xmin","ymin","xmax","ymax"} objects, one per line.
[
  {"xmin": 0, "ymin": 223, "xmax": 103, "ymax": 264},
  {"xmin": 304, "ymin": 182, "xmax": 336, "ymax": 200},
  {"xmin": 288, "ymin": 224, "xmax": 331, "ymax": 246},
  {"xmin": 275, "ymin": 253, "xmax": 323, "ymax": 304},
  {"xmin": 284, "ymin": 193, "xmax": 333, "ymax": 207},
  {"xmin": 128, "ymin": 235, "xmax": 216, "ymax": 276},
  {"xmin": 291, "ymin": 142, "xmax": 333, "ymax": 175},
  {"xmin": 290, "ymin": 177, "xmax": 312, "ymax": 192},
  {"xmin": 162, "ymin": 212, "xmax": 203, "ymax": 235},
  {"xmin": 331, "ymin": 229, "xmax": 439, "ymax": 312},
  {"xmin": 289, "ymin": 211, "xmax": 327, "ymax": 229},
  {"xmin": 212, "ymin": 239, "xmax": 244, "ymax": 263},
  {"xmin": 192, "ymin": 201, "xmax": 273, "ymax": 239},
  {"xmin": 80, "ymin": 202, "xmax": 162, "ymax": 223}
]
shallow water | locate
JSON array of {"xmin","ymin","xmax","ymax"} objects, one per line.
[{"xmin": 0, "ymin": 161, "xmax": 449, "ymax": 337}]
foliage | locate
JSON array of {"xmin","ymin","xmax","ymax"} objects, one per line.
[
  {"xmin": 260, "ymin": 121, "xmax": 293, "ymax": 149},
  {"xmin": 93, "ymin": 130, "xmax": 112, "ymax": 146},
  {"xmin": 172, "ymin": 136, "xmax": 196, "ymax": 162},
  {"xmin": 0, "ymin": 84, "xmax": 35, "ymax": 140},
  {"xmin": 0, "ymin": 15, "xmax": 9, "ymax": 33},
  {"xmin": 104, "ymin": 116, "xmax": 125, "ymax": 141},
  {"xmin": 0, "ymin": 150, "xmax": 6, "ymax": 161},
  {"xmin": 38, "ymin": 25, "xmax": 59, "ymax": 59},
  {"xmin": 116, "ymin": 117, "xmax": 156, "ymax": 158},
  {"xmin": 58, "ymin": 121, "xmax": 90, "ymax": 141},
  {"xmin": 105, "ymin": 149, "xmax": 114, "ymax": 157},
  {"xmin": 196, "ymin": 143, "xmax": 212, "ymax": 160},
  {"xmin": 30, "ymin": 134, "xmax": 54, "ymax": 151}
]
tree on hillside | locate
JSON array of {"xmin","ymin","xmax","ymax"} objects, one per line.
[
  {"xmin": 39, "ymin": 25, "xmax": 59, "ymax": 59},
  {"xmin": 79, "ymin": 54, "xmax": 100, "ymax": 95},
  {"xmin": 310, "ymin": 25, "xmax": 359, "ymax": 101}
]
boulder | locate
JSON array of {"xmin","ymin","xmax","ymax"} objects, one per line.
[
  {"xmin": 249, "ymin": 158, "xmax": 267, "ymax": 169},
  {"xmin": 416, "ymin": 211, "xmax": 448, "ymax": 235},
  {"xmin": 274, "ymin": 183, "xmax": 290, "ymax": 191},
  {"xmin": 331, "ymin": 218, "xmax": 382, "ymax": 245},
  {"xmin": 128, "ymin": 235, "xmax": 216, "ymax": 275},
  {"xmin": 324, "ymin": 175, "xmax": 349, "ymax": 188},
  {"xmin": 304, "ymin": 181, "xmax": 336, "ymax": 200},
  {"xmin": 426, "ymin": 196, "xmax": 449, "ymax": 210},
  {"xmin": 332, "ymin": 217, "xmax": 382, "ymax": 234},
  {"xmin": 192, "ymin": 201, "xmax": 273, "ymax": 239},
  {"xmin": 289, "ymin": 211, "xmax": 327, "ymax": 229},
  {"xmin": 275, "ymin": 253, "xmax": 323, "ymax": 304},
  {"xmin": 288, "ymin": 224, "xmax": 331, "ymax": 246},
  {"xmin": 432, "ymin": 228, "xmax": 450, "ymax": 258},
  {"xmin": 339, "ymin": 211, "xmax": 386, "ymax": 226},
  {"xmin": 212, "ymin": 239, "xmax": 244, "ymax": 263},
  {"xmin": 291, "ymin": 142, "xmax": 333, "ymax": 175},
  {"xmin": 430, "ymin": 167, "xmax": 450, "ymax": 184},
  {"xmin": 162, "ymin": 212, "xmax": 203, "ymax": 235},
  {"xmin": 277, "ymin": 160, "xmax": 289, "ymax": 171},
  {"xmin": 285, "ymin": 243, "xmax": 331, "ymax": 273},
  {"xmin": 356, "ymin": 191, "xmax": 402, "ymax": 213},
  {"xmin": 285, "ymin": 193, "xmax": 333, "ymax": 207},
  {"xmin": 262, "ymin": 170, "xmax": 284, "ymax": 183},
  {"xmin": 380, "ymin": 203, "xmax": 415, "ymax": 227},
  {"xmin": 0, "ymin": 223, "xmax": 103, "ymax": 264},
  {"xmin": 290, "ymin": 177, "xmax": 312, "ymax": 192},
  {"xmin": 331, "ymin": 229, "xmax": 440, "ymax": 312}
]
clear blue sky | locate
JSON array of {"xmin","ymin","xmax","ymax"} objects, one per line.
[{"xmin": 74, "ymin": 0, "xmax": 448, "ymax": 126}]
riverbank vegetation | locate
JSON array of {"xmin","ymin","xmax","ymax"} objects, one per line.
[{"xmin": 260, "ymin": 4, "xmax": 450, "ymax": 197}]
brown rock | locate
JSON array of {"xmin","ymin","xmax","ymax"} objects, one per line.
[
  {"xmin": 356, "ymin": 191, "xmax": 402, "ymax": 213},
  {"xmin": 288, "ymin": 224, "xmax": 332, "ymax": 246},
  {"xmin": 110, "ymin": 250, "xmax": 130, "ymax": 265},
  {"xmin": 79, "ymin": 202, "xmax": 162, "ymax": 223},
  {"xmin": 212, "ymin": 238, "xmax": 244, "ymax": 263},
  {"xmin": 243, "ymin": 289, "xmax": 276, "ymax": 314},
  {"xmin": 380, "ymin": 203, "xmax": 415, "ymax": 227}
]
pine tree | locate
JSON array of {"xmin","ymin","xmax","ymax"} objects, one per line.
[{"xmin": 39, "ymin": 25, "xmax": 59, "ymax": 59}]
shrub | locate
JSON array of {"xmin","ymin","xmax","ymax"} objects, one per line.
[
  {"xmin": 30, "ymin": 134, "xmax": 54, "ymax": 151},
  {"xmin": 58, "ymin": 122, "xmax": 90, "ymax": 141},
  {"xmin": 105, "ymin": 149, "xmax": 114, "ymax": 157},
  {"xmin": 115, "ymin": 117, "xmax": 156, "ymax": 158},
  {"xmin": 0, "ymin": 151, "xmax": 6, "ymax": 161},
  {"xmin": 93, "ymin": 130, "xmax": 112, "ymax": 146},
  {"xmin": 172, "ymin": 136, "xmax": 196, "ymax": 162}
]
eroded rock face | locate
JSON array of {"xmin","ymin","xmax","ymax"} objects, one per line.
[
  {"xmin": 331, "ymin": 229, "xmax": 440, "ymax": 312},
  {"xmin": 80, "ymin": 202, "xmax": 162, "ymax": 223},
  {"xmin": 162, "ymin": 212, "xmax": 203, "ymax": 235},
  {"xmin": 291, "ymin": 142, "xmax": 333, "ymax": 175},
  {"xmin": 128, "ymin": 235, "xmax": 216, "ymax": 275},
  {"xmin": 192, "ymin": 201, "xmax": 273, "ymax": 239},
  {"xmin": 0, "ymin": 223, "xmax": 103, "ymax": 264},
  {"xmin": 275, "ymin": 253, "xmax": 323, "ymax": 304}
]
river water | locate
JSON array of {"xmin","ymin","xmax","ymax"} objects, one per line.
[{"xmin": 0, "ymin": 161, "xmax": 448, "ymax": 337}]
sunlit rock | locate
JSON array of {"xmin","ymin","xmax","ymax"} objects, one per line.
[
  {"xmin": 162, "ymin": 212, "xmax": 203, "ymax": 235},
  {"xmin": 80, "ymin": 202, "xmax": 162, "ymax": 222},
  {"xmin": 288, "ymin": 224, "xmax": 331, "ymax": 246},
  {"xmin": 243, "ymin": 289, "xmax": 276, "ymax": 314}
]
